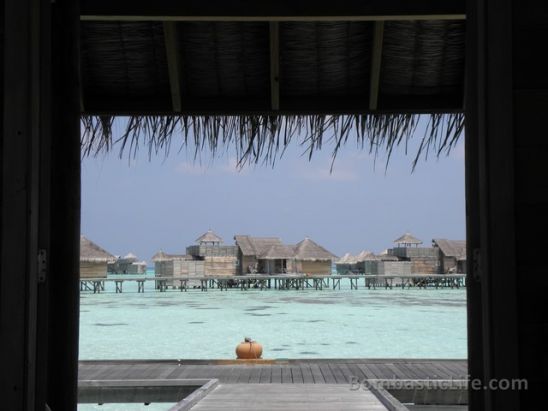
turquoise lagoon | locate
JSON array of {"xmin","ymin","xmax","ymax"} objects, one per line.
[{"xmin": 79, "ymin": 275, "xmax": 467, "ymax": 360}]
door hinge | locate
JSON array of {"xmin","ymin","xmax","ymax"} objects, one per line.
[
  {"xmin": 38, "ymin": 249, "xmax": 47, "ymax": 283},
  {"xmin": 472, "ymin": 248, "xmax": 482, "ymax": 282}
]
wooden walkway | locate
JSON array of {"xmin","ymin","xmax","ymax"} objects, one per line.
[
  {"xmin": 187, "ymin": 384, "xmax": 388, "ymax": 411},
  {"xmin": 81, "ymin": 274, "xmax": 466, "ymax": 293},
  {"xmin": 79, "ymin": 359, "xmax": 468, "ymax": 384}
]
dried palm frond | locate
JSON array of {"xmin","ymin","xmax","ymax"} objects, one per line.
[{"xmin": 81, "ymin": 113, "xmax": 464, "ymax": 170}]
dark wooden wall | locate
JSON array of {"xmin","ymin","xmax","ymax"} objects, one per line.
[
  {"xmin": 1, "ymin": 1, "xmax": 81, "ymax": 410},
  {"xmin": 466, "ymin": 0, "xmax": 548, "ymax": 409},
  {"xmin": 512, "ymin": 2, "xmax": 548, "ymax": 407}
]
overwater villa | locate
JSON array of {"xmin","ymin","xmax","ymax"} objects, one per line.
[
  {"xmin": 293, "ymin": 237, "xmax": 338, "ymax": 275},
  {"xmin": 432, "ymin": 239, "xmax": 467, "ymax": 273},
  {"xmin": 79, "ymin": 235, "xmax": 115, "ymax": 279},
  {"xmin": 154, "ymin": 230, "xmax": 238, "ymax": 286},
  {"xmin": 234, "ymin": 235, "xmax": 291, "ymax": 274},
  {"xmin": 234, "ymin": 235, "xmax": 336, "ymax": 275},
  {"xmin": 336, "ymin": 249, "xmax": 405, "ymax": 275},
  {"xmin": 388, "ymin": 232, "xmax": 440, "ymax": 274},
  {"xmin": 338, "ymin": 234, "xmax": 467, "ymax": 275},
  {"xmin": 107, "ymin": 252, "xmax": 147, "ymax": 274}
]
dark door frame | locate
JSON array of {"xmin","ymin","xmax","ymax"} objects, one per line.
[{"xmin": 1, "ymin": 1, "xmax": 532, "ymax": 410}]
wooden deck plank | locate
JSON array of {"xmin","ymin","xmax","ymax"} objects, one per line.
[
  {"xmin": 356, "ymin": 364, "xmax": 379, "ymax": 379},
  {"xmin": 78, "ymin": 364, "xmax": 104, "ymax": 380},
  {"xmin": 271, "ymin": 365, "xmax": 282, "ymax": 383},
  {"xmin": 250, "ymin": 366, "xmax": 263, "ymax": 383},
  {"xmin": 368, "ymin": 364, "xmax": 389, "ymax": 380},
  {"xmin": 376, "ymin": 363, "xmax": 401, "ymax": 379},
  {"xmin": 399, "ymin": 363, "xmax": 431, "ymax": 379},
  {"xmin": 424, "ymin": 362, "xmax": 454, "ymax": 379},
  {"xmin": 394, "ymin": 362, "xmax": 423, "ymax": 380},
  {"xmin": 300, "ymin": 364, "xmax": 314, "ymax": 383},
  {"xmin": 226, "ymin": 366, "xmax": 243, "ymax": 384},
  {"xmin": 259, "ymin": 365, "xmax": 272, "ymax": 383},
  {"xmin": 347, "ymin": 363, "xmax": 368, "ymax": 382},
  {"xmin": 281, "ymin": 365, "xmax": 292, "ymax": 383},
  {"xmin": 173, "ymin": 364, "xmax": 201, "ymax": 379},
  {"xmin": 190, "ymin": 384, "xmax": 388, "ymax": 411},
  {"xmin": 439, "ymin": 360, "xmax": 468, "ymax": 377},
  {"xmin": 290, "ymin": 366, "xmax": 303, "ymax": 383},
  {"xmin": 338, "ymin": 363, "xmax": 361, "ymax": 383},
  {"xmin": 92, "ymin": 364, "xmax": 122, "ymax": 380},
  {"xmin": 236, "ymin": 365, "xmax": 253, "ymax": 383},
  {"xmin": 309, "ymin": 364, "xmax": 325, "ymax": 384},
  {"xmin": 318, "ymin": 364, "xmax": 337, "ymax": 383},
  {"xmin": 78, "ymin": 359, "xmax": 467, "ymax": 384},
  {"xmin": 329, "ymin": 363, "xmax": 349, "ymax": 383}
]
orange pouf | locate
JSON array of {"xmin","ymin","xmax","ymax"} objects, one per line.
[{"xmin": 236, "ymin": 337, "xmax": 263, "ymax": 359}]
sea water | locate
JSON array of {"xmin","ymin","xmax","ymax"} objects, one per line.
[{"xmin": 79, "ymin": 276, "xmax": 467, "ymax": 360}]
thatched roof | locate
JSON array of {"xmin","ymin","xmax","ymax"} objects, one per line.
[
  {"xmin": 123, "ymin": 252, "xmax": 138, "ymax": 262},
  {"xmin": 151, "ymin": 250, "xmax": 188, "ymax": 262},
  {"xmin": 365, "ymin": 253, "xmax": 400, "ymax": 262},
  {"xmin": 196, "ymin": 229, "xmax": 223, "ymax": 244},
  {"xmin": 433, "ymin": 239, "xmax": 466, "ymax": 260},
  {"xmin": 294, "ymin": 238, "xmax": 337, "ymax": 261},
  {"xmin": 336, "ymin": 253, "xmax": 354, "ymax": 264},
  {"xmin": 394, "ymin": 232, "xmax": 422, "ymax": 245},
  {"xmin": 261, "ymin": 244, "xmax": 296, "ymax": 260},
  {"xmin": 355, "ymin": 250, "xmax": 374, "ymax": 262},
  {"xmin": 234, "ymin": 235, "xmax": 283, "ymax": 257},
  {"xmin": 79, "ymin": 17, "xmax": 465, "ymax": 167},
  {"xmin": 80, "ymin": 235, "xmax": 116, "ymax": 263}
]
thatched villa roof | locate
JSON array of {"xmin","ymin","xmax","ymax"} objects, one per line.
[
  {"xmin": 262, "ymin": 244, "xmax": 296, "ymax": 260},
  {"xmin": 366, "ymin": 254, "xmax": 400, "ymax": 262},
  {"xmin": 433, "ymin": 239, "xmax": 466, "ymax": 260},
  {"xmin": 123, "ymin": 252, "xmax": 138, "ymax": 262},
  {"xmin": 80, "ymin": 235, "xmax": 116, "ymax": 263},
  {"xmin": 355, "ymin": 250, "xmax": 374, "ymax": 262},
  {"xmin": 394, "ymin": 232, "xmax": 422, "ymax": 245},
  {"xmin": 294, "ymin": 238, "xmax": 337, "ymax": 261},
  {"xmin": 78, "ymin": 6, "xmax": 465, "ymax": 165},
  {"xmin": 196, "ymin": 229, "xmax": 223, "ymax": 244},
  {"xmin": 336, "ymin": 253, "xmax": 354, "ymax": 264},
  {"xmin": 234, "ymin": 235, "xmax": 283, "ymax": 257},
  {"xmin": 151, "ymin": 250, "xmax": 189, "ymax": 262}
]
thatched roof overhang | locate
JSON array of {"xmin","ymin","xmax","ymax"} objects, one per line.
[
  {"xmin": 151, "ymin": 251, "xmax": 189, "ymax": 262},
  {"xmin": 261, "ymin": 244, "xmax": 296, "ymax": 260},
  {"xmin": 78, "ymin": 1, "xmax": 466, "ymax": 165},
  {"xmin": 234, "ymin": 235, "xmax": 284, "ymax": 257},
  {"xmin": 294, "ymin": 238, "xmax": 338, "ymax": 261},
  {"xmin": 80, "ymin": 235, "xmax": 116, "ymax": 263},
  {"xmin": 394, "ymin": 232, "xmax": 423, "ymax": 245},
  {"xmin": 336, "ymin": 252, "xmax": 352, "ymax": 264},
  {"xmin": 196, "ymin": 229, "xmax": 223, "ymax": 244},
  {"xmin": 356, "ymin": 250, "xmax": 374, "ymax": 262},
  {"xmin": 123, "ymin": 252, "xmax": 138, "ymax": 262},
  {"xmin": 433, "ymin": 238, "xmax": 466, "ymax": 259}
]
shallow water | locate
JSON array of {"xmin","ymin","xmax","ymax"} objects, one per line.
[{"xmin": 79, "ymin": 277, "xmax": 467, "ymax": 360}]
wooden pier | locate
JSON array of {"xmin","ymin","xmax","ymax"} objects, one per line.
[
  {"xmin": 80, "ymin": 274, "xmax": 466, "ymax": 293},
  {"xmin": 79, "ymin": 359, "xmax": 468, "ymax": 409},
  {"xmin": 79, "ymin": 359, "xmax": 468, "ymax": 384}
]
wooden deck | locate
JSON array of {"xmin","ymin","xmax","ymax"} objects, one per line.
[
  {"xmin": 186, "ymin": 384, "xmax": 389, "ymax": 411},
  {"xmin": 78, "ymin": 359, "xmax": 468, "ymax": 384}
]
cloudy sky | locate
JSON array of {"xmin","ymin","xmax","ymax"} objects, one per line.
[{"xmin": 81, "ymin": 121, "xmax": 465, "ymax": 262}]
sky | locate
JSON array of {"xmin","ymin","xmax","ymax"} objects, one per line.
[{"xmin": 81, "ymin": 121, "xmax": 465, "ymax": 262}]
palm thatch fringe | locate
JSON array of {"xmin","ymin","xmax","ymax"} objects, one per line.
[{"xmin": 81, "ymin": 113, "xmax": 464, "ymax": 169}]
